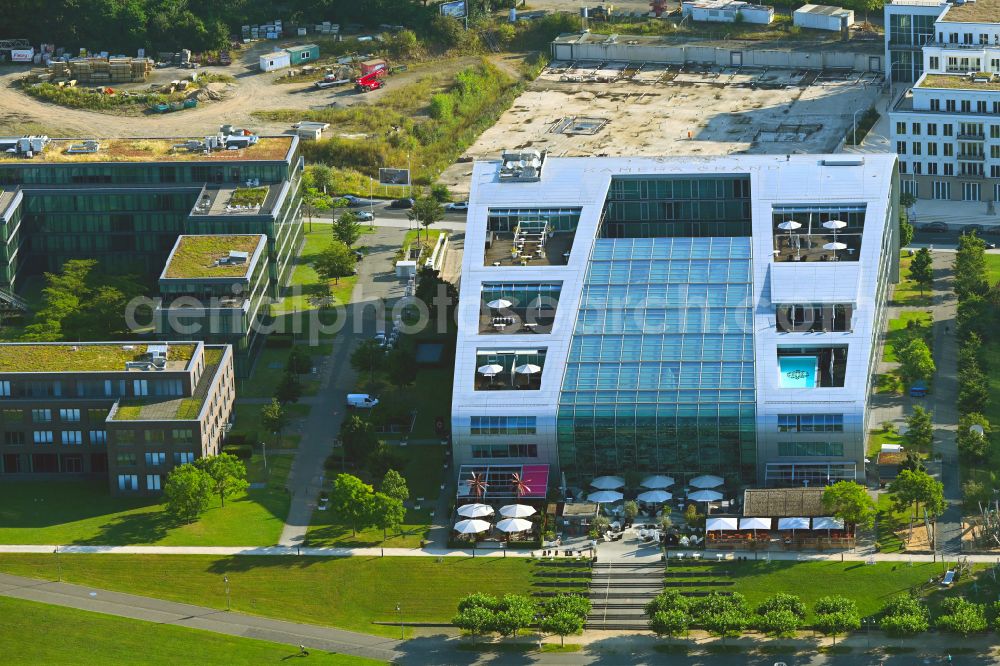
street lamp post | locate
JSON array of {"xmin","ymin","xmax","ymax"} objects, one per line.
[
  {"xmin": 852, "ymin": 108, "xmax": 862, "ymax": 145},
  {"xmin": 395, "ymin": 603, "xmax": 404, "ymax": 639},
  {"xmin": 224, "ymin": 575, "xmax": 231, "ymax": 611}
]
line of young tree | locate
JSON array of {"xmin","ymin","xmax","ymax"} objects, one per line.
[
  {"xmin": 259, "ymin": 345, "xmax": 314, "ymax": 449},
  {"xmin": 326, "ymin": 471, "xmax": 409, "ymax": 540},
  {"xmin": 162, "ymin": 452, "xmax": 249, "ymax": 522},
  {"xmin": 950, "ymin": 232, "xmax": 998, "ymax": 508},
  {"xmin": 646, "ymin": 589, "xmax": 994, "ymax": 643},
  {"xmin": 453, "ymin": 593, "xmax": 591, "ymax": 646}
]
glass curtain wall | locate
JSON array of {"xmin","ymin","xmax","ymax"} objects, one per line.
[{"xmin": 557, "ymin": 236, "xmax": 756, "ymax": 484}]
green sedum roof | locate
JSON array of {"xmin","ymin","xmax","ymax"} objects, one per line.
[
  {"xmin": 164, "ymin": 235, "xmax": 264, "ymax": 279},
  {"xmin": 0, "ymin": 343, "xmax": 196, "ymax": 373}
]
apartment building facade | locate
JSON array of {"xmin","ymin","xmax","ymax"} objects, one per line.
[
  {"xmin": 887, "ymin": 0, "xmax": 1000, "ymax": 202},
  {"xmin": 0, "ymin": 341, "xmax": 235, "ymax": 496}
]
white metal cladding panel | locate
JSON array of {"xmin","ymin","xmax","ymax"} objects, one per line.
[{"xmin": 769, "ymin": 263, "xmax": 861, "ymax": 304}]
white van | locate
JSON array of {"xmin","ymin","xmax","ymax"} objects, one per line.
[{"xmin": 346, "ymin": 394, "xmax": 379, "ymax": 409}]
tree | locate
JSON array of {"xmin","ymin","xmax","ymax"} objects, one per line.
[
  {"xmin": 957, "ymin": 413, "xmax": 990, "ymax": 460},
  {"xmin": 286, "ymin": 345, "xmax": 312, "ymax": 374},
  {"xmin": 954, "ymin": 232, "xmax": 988, "ymax": 300},
  {"xmin": 162, "ymin": 464, "xmax": 213, "ymax": 523},
  {"xmin": 899, "ymin": 450, "xmax": 926, "ymax": 474},
  {"xmin": 908, "ymin": 247, "xmax": 933, "ymax": 294},
  {"xmin": 194, "ymin": 453, "xmax": 249, "ymax": 508},
  {"xmin": 407, "ymin": 196, "xmax": 444, "ymax": 244},
  {"xmin": 541, "ymin": 611, "xmax": 584, "ymax": 647},
  {"xmin": 888, "ymin": 469, "xmax": 946, "ymax": 520},
  {"xmin": 649, "ymin": 609, "xmax": 691, "ymax": 639},
  {"xmin": 692, "ymin": 592, "xmax": 750, "ymax": 642},
  {"xmin": 260, "ymin": 398, "xmax": 288, "ymax": 447},
  {"xmin": 896, "ymin": 338, "xmax": 935, "ymax": 385},
  {"xmin": 340, "ymin": 415, "xmax": 377, "ymax": 464},
  {"xmin": 684, "ymin": 503, "xmax": 704, "ymax": 528},
  {"xmin": 381, "ymin": 469, "xmax": 410, "ymax": 503},
  {"xmin": 755, "ymin": 593, "xmax": 806, "ymax": 620},
  {"xmin": 623, "ymin": 500, "xmax": 639, "ymax": 523},
  {"xmin": 385, "ymin": 347, "xmax": 417, "ymax": 392},
  {"xmin": 957, "ymin": 294, "xmax": 992, "ymax": 342},
  {"xmin": 276, "ymin": 370, "xmax": 303, "ymax": 405},
  {"xmin": 371, "ymin": 491, "xmax": 406, "ymax": 541},
  {"xmin": 313, "ymin": 240, "xmax": 356, "ymax": 284},
  {"xmin": 958, "ymin": 333, "xmax": 982, "ymax": 373},
  {"xmin": 365, "ymin": 441, "xmax": 405, "ymax": 481},
  {"xmin": 329, "ymin": 473, "xmax": 376, "ymax": 535},
  {"xmin": 936, "ymin": 597, "xmax": 987, "ymax": 636},
  {"xmin": 879, "ymin": 595, "xmax": 929, "ymax": 637},
  {"xmin": 822, "ymin": 481, "xmax": 877, "ymax": 529},
  {"xmin": 813, "ymin": 596, "xmax": 860, "ymax": 645},
  {"xmin": 493, "ymin": 594, "xmax": 536, "ymax": 637},
  {"xmin": 904, "ymin": 405, "xmax": 933, "ymax": 451},
  {"xmin": 543, "ymin": 594, "xmax": 591, "ymax": 620},
  {"xmin": 757, "ymin": 609, "xmax": 801, "ymax": 638},
  {"xmin": 899, "ymin": 193, "xmax": 916, "ymax": 247},
  {"xmin": 958, "ymin": 362, "xmax": 990, "ymax": 415},
  {"xmin": 453, "ymin": 604, "xmax": 494, "ymax": 645},
  {"xmin": 333, "ymin": 211, "xmax": 363, "ymax": 248},
  {"xmin": 351, "ymin": 339, "xmax": 384, "ymax": 384}
]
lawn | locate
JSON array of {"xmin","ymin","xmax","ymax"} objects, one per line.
[
  {"xmin": 0, "ymin": 554, "xmax": 564, "ymax": 637},
  {"xmin": 884, "ymin": 310, "xmax": 933, "ymax": 363},
  {"xmin": 985, "ymin": 254, "xmax": 1000, "ymax": 285},
  {"xmin": 371, "ymin": 367, "xmax": 454, "ymax": 441},
  {"xmin": 305, "ymin": 443, "xmax": 445, "ymax": 548},
  {"xmin": 891, "ymin": 252, "xmax": 933, "ymax": 307},
  {"xmin": 231, "ymin": 401, "xmax": 310, "ymax": 450},
  {"xmin": 0, "ymin": 455, "xmax": 290, "ymax": 546},
  {"xmin": 867, "ymin": 428, "xmax": 906, "ymax": 456},
  {"xmin": 239, "ymin": 344, "xmax": 322, "ymax": 399},
  {"xmin": 666, "ymin": 559, "xmax": 970, "ymax": 621},
  {"xmin": 874, "ymin": 492, "xmax": 911, "ymax": 553},
  {"xmin": 0, "ymin": 596, "xmax": 382, "ymax": 666},
  {"xmin": 273, "ymin": 228, "xmax": 358, "ymax": 315}
]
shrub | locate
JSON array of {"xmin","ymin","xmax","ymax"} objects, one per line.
[{"xmin": 222, "ymin": 444, "xmax": 253, "ymax": 461}]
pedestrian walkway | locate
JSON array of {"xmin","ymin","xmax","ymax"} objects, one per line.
[{"xmin": 0, "ymin": 572, "xmax": 403, "ymax": 663}]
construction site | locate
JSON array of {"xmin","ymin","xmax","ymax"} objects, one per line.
[{"xmin": 439, "ymin": 39, "xmax": 883, "ymax": 196}]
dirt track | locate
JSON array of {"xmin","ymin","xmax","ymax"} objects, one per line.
[{"xmin": 0, "ymin": 44, "xmax": 483, "ymax": 137}]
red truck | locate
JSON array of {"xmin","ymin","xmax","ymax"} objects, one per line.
[{"xmin": 354, "ymin": 69, "xmax": 385, "ymax": 93}]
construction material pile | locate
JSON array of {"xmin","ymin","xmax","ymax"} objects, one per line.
[{"xmin": 28, "ymin": 57, "xmax": 153, "ymax": 84}]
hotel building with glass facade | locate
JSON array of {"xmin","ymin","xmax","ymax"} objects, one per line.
[{"xmin": 452, "ymin": 154, "xmax": 899, "ymax": 489}]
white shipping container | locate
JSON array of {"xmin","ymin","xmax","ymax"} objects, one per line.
[{"xmin": 793, "ymin": 4, "xmax": 854, "ymax": 32}]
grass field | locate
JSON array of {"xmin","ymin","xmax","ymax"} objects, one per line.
[
  {"xmin": 0, "ymin": 456, "xmax": 290, "ymax": 546},
  {"xmin": 0, "ymin": 596, "xmax": 382, "ymax": 665},
  {"xmin": 238, "ymin": 344, "xmax": 323, "ymax": 399},
  {"xmin": 0, "ymin": 554, "xmax": 588, "ymax": 637},
  {"xmin": 874, "ymin": 492, "xmax": 911, "ymax": 553},
  {"xmin": 984, "ymin": 253, "xmax": 1000, "ymax": 285},
  {"xmin": 867, "ymin": 428, "xmax": 906, "ymax": 456},
  {"xmin": 665, "ymin": 559, "xmax": 983, "ymax": 621},
  {"xmin": 305, "ymin": 444, "xmax": 445, "ymax": 548},
  {"xmin": 884, "ymin": 310, "xmax": 933, "ymax": 363},
  {"xmin": 891, "ymin": 252, "xmax": 933, "ymax": 307}
]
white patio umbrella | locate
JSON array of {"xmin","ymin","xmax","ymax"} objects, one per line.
[
  {"xmin": 590, "ymin": 475, "xmax": 625, "ymax": 490},
  {"xmin": 514, "ymin": 364, "xmax": 542, "ymax": 374},
  {"xmin": 778, "ymin": 517, "xmax": 810, "ymax": 536},
  {"xmin": 496, "ymin": 517, "xmax": 533, "ymax": 533},
  {"xmin": 486, "ymin": 298, "xmax": 513, "ymax": 309},
  {"xmin": 477, "ymin": 364, "xmax": 503, "ymax": 376},
  {"xmin": 777, "ymin": 220, "xmax": 801, "ymax": 257},
  {"xmin": 688, "ymin": 489, "xmax": 723, "ymax": 502},
  {"xmin": 689, "ymin": 475, "xmax": 724, "ymax": 489},
  {"xmin": 812, "ymin": 517, "xmax": 845, "ymax": 531},
  {"xmin": 457, "ymin": 503, "xmax": 494, "ymax": 519},
  {"xmin": 640, "ymin": 475, "xmax": 674, "ymax": 489},
  {"xmin": 705, "ymin": 516, "xmax": 738, "ymax": 531},
  {"xmin": 454, "ymin": 519, "xmax": 491, "ymax": 534},
  {"xmin": 823, "ymin": 242, "xmax": 847, "ymax": 251},
  {"xmin": 739, "ymin": 516, "xmax": 772, "ymax": 537},
  {"xmin": 499, "ymin": 504, "xmax": 536, "ymax": 518},
  {"xmin": 637, "ymin": 490, "xmax": 672, "ymax": 503},
  {"xmin": 587, "ymin": 490, "xmax": 624, "ymax": 503}
]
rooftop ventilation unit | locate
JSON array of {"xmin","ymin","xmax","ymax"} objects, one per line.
[
  {"xmin": 0, "ymin": 135, "xmax": 50, "ymax": 157},
  {"xmin": 65, "ymin": 140, "xmax": 100, "ymax": 154},
  {"xmin": 498, "ymin": 149, "xmax": 546, "ymax": 183},
  {"xmin": 219, "ymin": 250, "xmax": 250, "ymax": 265},
  {"xmin": 821, "ymin": 158, "xmax": 865, "ymax": 167}
]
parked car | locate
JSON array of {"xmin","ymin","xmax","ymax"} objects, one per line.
[
  {"xmin": 356, "ymin": 210, "xmax": 374, "ymax": 222},
  {"xmin": 346, "ymin": 393, "xmax": 379, "ymax": 409},
  {"xmin": 389, "ymin": 197, "xmax": 414, "ymax": 209},
  {"xmin": 920, "ymin": 221, "xmax": 948, "ymax": 233},
  {"xmin": 445, "ymin": 201, "xmax": 469, "ymax": 212},
  {"xmin": 341, "ymin": 195, "xmax": 361, "ymax": 206}
]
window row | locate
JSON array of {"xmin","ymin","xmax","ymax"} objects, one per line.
[
  {"xmin": 776, "ymin": 441, "xmax": 845, "ymax": 457},
  {"xmin": 559, "ymin": 389, "xmax": 757, "ymax": 404},
  {"xmin": 563, "ymin": 362, "xmax": 755, "ymax": 391},
  {"xmin": 470, "ymin": 444, "xmax": 539, "ymax": 459},
  {"xmin": 0, "ymin": 378, "xmax": 186, "ymax": 399},
  {"xmin": 116, "ymin": 451, "xmax": 196, "ymax": 467},
  {"xmin": 469, "ymin": 416, "xmax": 537, "ymax": 436},
  {"xmin": 568, "ymin": 334, "xmax": 754, "ymax": 363},
  {"xmin": 777, "ymin": 414, "xmax": 845, "ymax": 433},
  {"xmin": 117, "ymin": 474, "xmax": 164, "ymax": 491}
]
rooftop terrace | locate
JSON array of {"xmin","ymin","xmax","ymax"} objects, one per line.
[
  {"xmin": 0, "ymin": 342, "xmax": 196, "ymax": 373},
  {"xmin": 0, "ymin": 136, "xmax": 294, "ymax": 164},
  {"xmin": 190, "ymin": 185, "xmax": 277, "ymax": 217},
  {"xmin": 939, "ymin": 0, "xmax": 1000, "ymax": 22},
  {"xmin": 113, "ymin": 347, "xmax": 225, "ymax": 421},
  {"xmin": 917, "ymin": 73, "xmax": 1000, "ymax": 91},
  {"xmin": 163, "ymin": 234, "xmax": 265, "ymax": 279}
]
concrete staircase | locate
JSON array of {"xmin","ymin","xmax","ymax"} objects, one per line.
[{"xmin": 586, "ymin": 562, "xmax": 664, "ymax": 630}]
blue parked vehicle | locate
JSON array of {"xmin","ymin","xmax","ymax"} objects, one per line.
[{"xmin": 909, "ymin": 381, "xmax": 928, "ymax": 398}]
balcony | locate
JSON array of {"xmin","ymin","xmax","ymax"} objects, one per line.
[
  {"xmin": 957, "ymin": 152, "xmax": 986, "ymax": 161},
  {"xmin": 957, "ymin": 132, "xmax": 985, "ymax": 141}
]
